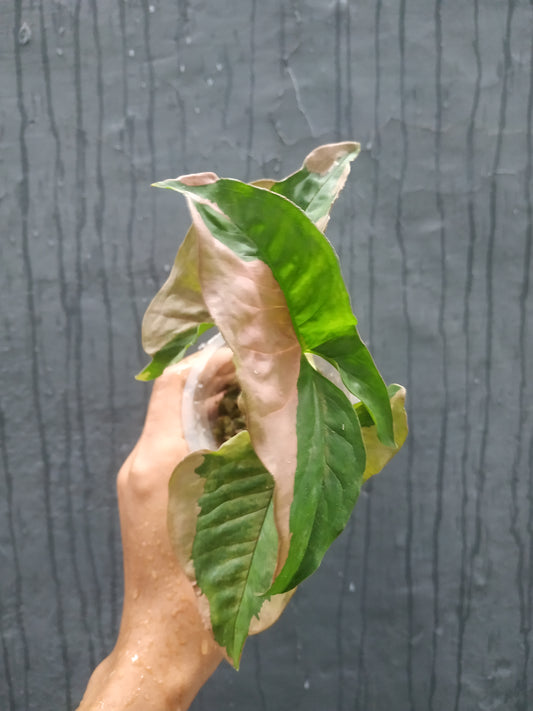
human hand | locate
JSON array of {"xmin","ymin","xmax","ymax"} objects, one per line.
[{"xmin": 77, "ymin": 349, "xmax": 236, "ymax": 711}]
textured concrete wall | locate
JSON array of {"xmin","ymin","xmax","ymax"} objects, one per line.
[{"xmin": 1, "ymin": 1, "xmax": 532, "ymax": 709}]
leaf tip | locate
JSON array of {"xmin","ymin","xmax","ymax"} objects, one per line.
[
  {"xmin": 177, "ymin": 172, "xmax": 219, "ymax": 187},
  {"xmin": 134, "ymin": 362, "xmax": 158, "ymax": 381},
  {"xmin": 304, "ymin": 141, "xmax": 361, "ymax": 175}
]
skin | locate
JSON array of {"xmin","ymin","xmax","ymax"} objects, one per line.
[{"xmin": 76, "ymin": 354, "xmax": 228, "ymax": 711}]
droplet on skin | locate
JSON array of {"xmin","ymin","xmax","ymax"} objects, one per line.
[
  {"xmin": 131, "ymin": 653, "xmax": 139, "ymax": 663},
  {"xmin": 133, "ymin": 589, "xmax": 139, "ymax": 600}
]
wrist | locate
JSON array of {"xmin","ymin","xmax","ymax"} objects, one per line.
[{"xmin": 76, "ymin": 604, "xmax": 222, "ymax": 711}]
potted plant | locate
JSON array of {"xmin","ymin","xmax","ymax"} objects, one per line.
[{"xmin": 76, "ymin": 142, "xmax": 407, "ymax": 710}]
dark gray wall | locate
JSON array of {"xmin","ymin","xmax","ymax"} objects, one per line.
[{"xmin": 1, "ymin": 1, "xmax": 532, "ymax": 709}]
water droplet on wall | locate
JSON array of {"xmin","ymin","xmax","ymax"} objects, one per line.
[{"xmin": 18, "ymin": 22, "xmax": 32, "ymax": 46}]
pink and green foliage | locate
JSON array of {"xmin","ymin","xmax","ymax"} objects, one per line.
[{"xmin": 139, "ymin": 143, "xmax": 408, "ymax": 667}]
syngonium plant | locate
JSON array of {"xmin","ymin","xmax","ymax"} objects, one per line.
[{"xmin": 137, "ymin": 142, "xmax": 408, "ymax": 668}]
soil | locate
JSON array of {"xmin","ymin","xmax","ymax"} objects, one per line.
[{"xmin": 211, "ymin": 382, "xmax": 247, "ymax": 446}]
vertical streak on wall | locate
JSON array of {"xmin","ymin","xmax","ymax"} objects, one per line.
[
  {"xmin": 12, "ymin": 0, "xmax": 72, "ymax": 706},
  {"xmin": 245, "ymin": 0, "xmax": 257, "ymax": 181},
  {"xmin": 523, "ymin": 24, "xmax": 533, "ymax": 702},
  {"xmin": 141, "ymin": 0, "xmax": 159, "ymax": 287},
  {"xmin": 354, "ymin": 3, "xmax": 383, "ymax": 708},
  {"xmin": 395, "ymin": 1, "xmax": 416, "ymax": 709},
  {"xmin": 89, "ymin": 0, "xmax": 120, "ymax": 641},
  {"xmin": 0, "ymin": 404, "xmax": 28, "ymax": 709},
  {"xmin": 429, "ymin": 1, "xmax": 448, "ymax": 708},
  {"xmin": 334, "ymin": 0, "xmax": 342, "ymax": 142},
  {"xmin": 0, "ymin": 593, "xmax": 15, "ymax": 708},
  {"xmin": 454, "ymin": 2, "xmax": 482, "ymax": 709},
  {"xmin": 117, "ymin": 0, "xmax": 144, "ymax": 364},
  {"xmin": 466, "ymin": 0, "xmax": 516, "ymax": 672},
  {"xmin": 73, "ymin": 0, "xmax": 106, "ymax": 658},
  {"xmin": 38, "ymin": 0, "xmax": 96, "ymax": 671},
  {"xmin": 332, "ymin": 8, "xmax": 353, "ymax": 708},
  {"xmin": 343, "ymin": 1, "xmax": 354, "ymax": 297},
  {"xmin": 511, "ymin": 12, "xmax": 533, "ymax": 707},
  {"xmin": 175, "ymin": 0, "xmax": 189, "ymax": 171}
]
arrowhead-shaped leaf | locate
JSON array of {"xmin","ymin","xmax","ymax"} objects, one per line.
[
  {"xmin": 170, "ymin": 432, "xmax": 279, "ymax": 668},
  {"xmin": 269, "ymin": 357, "xmax": 365, "ymax": 594},
  {"xmin": 184, "ymin": 197, "xmax": 301, "ymax": 571},
  {"xmin": 155, "ymin": 178, "xmax": 393, "ymax": 446},
  {"xmin": 139, "ymin": 143, "xmax": 361, "ymax": 380},
  {"xmin": 137, "ymin": 226, "xmax": 214, "ymax": 379},
  {"xmin": 168, "ymin": 433, "xmax": 296, "ymax": 667}
]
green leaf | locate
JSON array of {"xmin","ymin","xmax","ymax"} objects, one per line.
[
  {"xmin": 156, "ymin": 180, "xmax": 355, "ymax": 344},
  {"xmin": 355, "ymin": 384, "xmax": 408, "ymax": 482},
  {"xmin": 191, "ymin": 432, "xmax": 279, "ymax": 668},
  {"xmin": 177, "ymin": 196, "xmax": 302, "ymax": 570},
  {"xmin": 312, "ymin": 331, "xmax": 395, "ymax": 448},
  {"xmin": 140, "ymin": 143, "xmax": 360, "ymax": 379},
  {"xmin": 138, "ymin": 226, "xmax": 213, "ymax": 377},
  {"xmin": 155, "ymin": 176, "xmax": 393, "ymax": 446},
  {"xmin": 168, "ymin": 434, "xmax": 296, "ymax": 664},
  {"xmin": 272, "ymin": 141, "xmax": 360, "ymax": 230},
  {"xmin": 269, "ymin": 357, "xmax": 365, "ymax": 594},
  {"xmin": 135, "ymin": 323, "xmax": 213, "ymax": 381}
]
